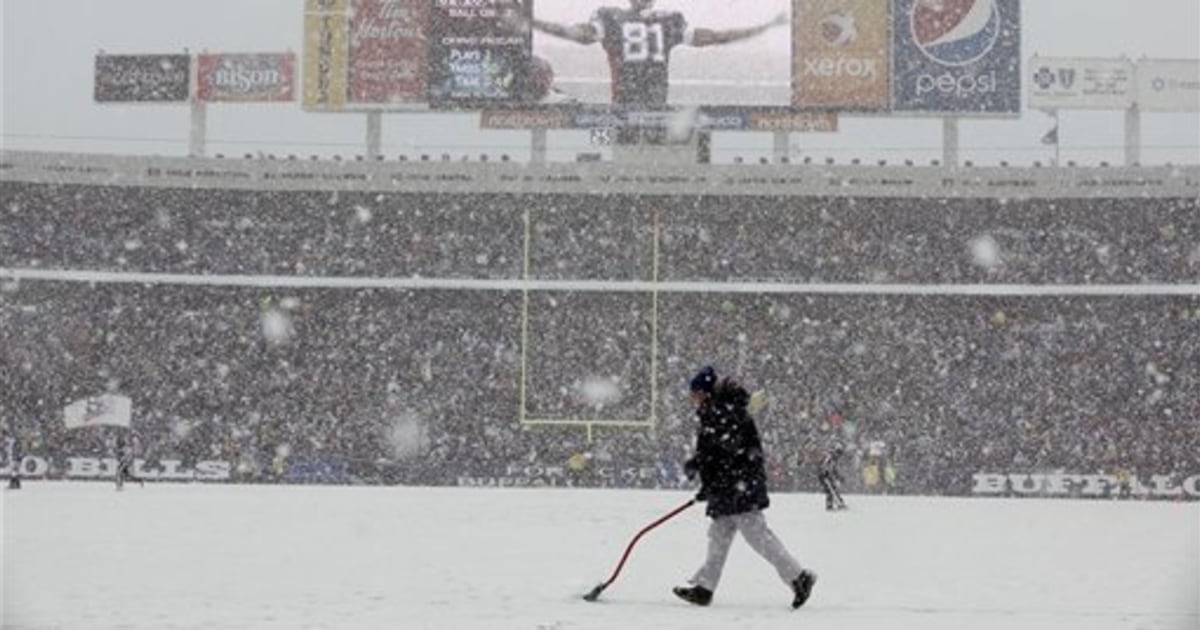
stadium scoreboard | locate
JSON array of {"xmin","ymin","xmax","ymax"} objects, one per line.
[{"xmin": 303, "ymin": 0, "xmax": 1021, "ymax": 124}]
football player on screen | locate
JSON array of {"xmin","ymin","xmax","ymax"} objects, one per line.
[{"xmin": 526, "ymin": 0, "xmax": 787, "ymax": 109}]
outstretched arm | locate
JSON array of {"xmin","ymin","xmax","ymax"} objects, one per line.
[
  {"xmin": 500, "ymin": 4, "xmax": 600, "ymax": 45},
  {"xmin": 530, "ymin": 17, "xmax": 600, "ymax": 45},
  {"xmin": 690, "ymin": 12, "xmax": 788, "ymax": 47}
]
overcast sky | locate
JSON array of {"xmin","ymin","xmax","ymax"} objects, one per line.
[{"xmin": 1, "ymin": 0, "xmax": 1198, "ymax": 164}]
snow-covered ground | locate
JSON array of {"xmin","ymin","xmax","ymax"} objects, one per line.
[{"xmin": 3, "ymin": 483, "xmax": 1197, "ymax": 630}]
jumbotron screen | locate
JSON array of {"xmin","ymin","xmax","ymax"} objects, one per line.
[{"xmin": 530, "ymin": 0, "xmax": 794, "ymax": 109}]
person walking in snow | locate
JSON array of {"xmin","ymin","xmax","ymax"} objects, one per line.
[
  {"xmin": 673, "ymin": 365, "xmax": 817, "ymax": 609},
  {"xmin": 115, "ymin": 432, "xmax": 145, "ymax": 491},
  {"xmin": 818, "ymin": 438, "xmax": 849, "ymax": 511}
]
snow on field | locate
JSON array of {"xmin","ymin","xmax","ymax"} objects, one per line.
[{"xmin": 3, "ymin": 483, "xmax": 1197, "ymax": 630}]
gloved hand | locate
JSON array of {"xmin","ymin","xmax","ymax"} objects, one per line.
[
  {"xmin": 694, "ymin": 486, "xmax": 708, "ymax": 502},
  {"xmin": 684, "ymin": 457, "xmax": 699, "ymax": 481}
]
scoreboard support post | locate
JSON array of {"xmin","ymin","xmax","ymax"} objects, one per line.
[
  {"xmin": 942, "ymin": 117, "xmax": 959, "ymax": 167},
  {"xmin": 772, "ymin": 131, "xmax": 790, "ymax": 163},
  {"xmin": 189, "ymin": 99, "xmax": 208, "ymax": 158},
  {"xmin": 531, "ymin": 129, "xmax": 548, "ymax": 164},
  {"xmin": 1124, "ymin": 105, "xmax": 1140, "ymax": 166},
  {"xmin": 188, "ymin": 53, "xmax": 207, "ymax": 158},
  {"xmin": 366, "ymin": 111, "xmax": 383, "ymax": 160}
]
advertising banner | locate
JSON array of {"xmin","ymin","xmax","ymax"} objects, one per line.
[
  {"xmin": 747, "ymin": 109, "xmax": 839, "ymax": 131},
  {"xmin": 0, "ymin": 455, "xmax": 232, "ymax": 481},
  {"xmin": 1136, "ymin": 59, "xmax": 1200, "ymax": 112},
  {"xmin": 302, "ymin": 1, "xmax": 349, "ymax": 109},
  {"xmin": 792, "ymin": 0, "xmax": 890, "ymax": 109},
  {"xmin": 347, "ymin": 0, "xmax": 431, "ymax": 104},
  {"xmin": 428, "ymin": 0, "xmax": 531, "ymax": 107},
  {"xmin": 480, "ymin": 109, "xmax": 574, "ymax": 128},
  {"xmin": 1028, "ymin": 56, "xmax": 1134, "ymax": 110},
  {"xmin": 973, "ymin": 472, "xmax": 1200, "ymax": 499},
  {"xmin": 891, "ymin": 0, "xmax": 1020, "ymax": 113},
  {"xmin": 479, "ymin": 107, "xmax": 837, "ymax": 131},
  {"xmin": 94, "ymin": 54, "xmax": 191, "ymax": 102},
  {"xmin": 197, "ymin": 53, "xmax": 296, "ymax": 102}
]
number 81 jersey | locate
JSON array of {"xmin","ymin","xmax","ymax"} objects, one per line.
[{"xmin": 591, "ymin": 8, "xmax": 690, "ymax": 109}]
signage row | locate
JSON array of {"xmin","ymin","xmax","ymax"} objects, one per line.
[
  {"xmin": 95, "ymin": 53, "xmax": 296, "ymax": 104},
  {"xmin": 1029, "ymin": 57, "xmax": 1199, "ymax": 111}
]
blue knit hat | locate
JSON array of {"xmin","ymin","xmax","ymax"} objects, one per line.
[{"xmin": 690, "ymin": 365, "xmax": 717, "ymax": 394}]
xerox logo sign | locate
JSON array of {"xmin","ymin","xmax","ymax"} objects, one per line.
[{"xmin": 793, "ymin": 0, "xmax": 890, "ymax": 109}]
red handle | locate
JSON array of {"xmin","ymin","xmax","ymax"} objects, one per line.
[{"xmin": 599, "ymin": 499, "xmax": 696, "ymax": 588}]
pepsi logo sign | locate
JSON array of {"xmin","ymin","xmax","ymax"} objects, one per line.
[{"xmin": 911, "ymin": 0, "xmax": 1001, "ymax": 67}]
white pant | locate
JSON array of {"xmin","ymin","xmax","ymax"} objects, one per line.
[{"xmin": 690, "ymin": 510, "xmax": 803, "ymax": 591}]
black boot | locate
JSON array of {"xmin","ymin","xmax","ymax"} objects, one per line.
[
  {"xmin": 791, "ymin": 570, "xmax": 817, "ymax": 609},
  {"xmin": 672, "ymin": 584, "xmax": 713, "ymax": 606}
]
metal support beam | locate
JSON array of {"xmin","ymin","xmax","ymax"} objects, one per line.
[
  {"xmin": 531, "ymin": 128, "xmax": 548, "ymax": 164},
  {"xmin": 772, "ymin": 131, "xmax": 789, "ymax": 163},
  {"xmin": 942, "ymin": 117, "xmax": 959, "ymax": 167},
  {"xmin": 1124, "ymin": 105, "xmax": 1141, "ymax": 166},
  {"xmin": 366, "ymin": 111, "xmax": 383, "ymax": 160},
  {"xmin": 188, "ymin": 100, "xmax": 207, "ymax": 157}
]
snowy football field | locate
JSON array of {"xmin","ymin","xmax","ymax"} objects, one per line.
[{"xmin": 3, "ymin": 483, "xmax": 1197, "ymax": 630}]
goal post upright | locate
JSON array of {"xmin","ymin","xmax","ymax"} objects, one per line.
[
  {"xmin": 519, "ymin": 204, "xmax": 532, "ymax": 426},
  {"xmin": 516, "ymin": 205, "xmax": 665, "ymax": 442}
]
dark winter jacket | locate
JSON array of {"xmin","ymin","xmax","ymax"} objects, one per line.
[{"xmin": 687, "ymin": 378, "xmax": 771, "ymax": 518}]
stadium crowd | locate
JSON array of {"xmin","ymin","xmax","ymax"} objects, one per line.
[{"xmin": 1, "ymin": 180, "xmax": 1197, "ymax": 497}]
